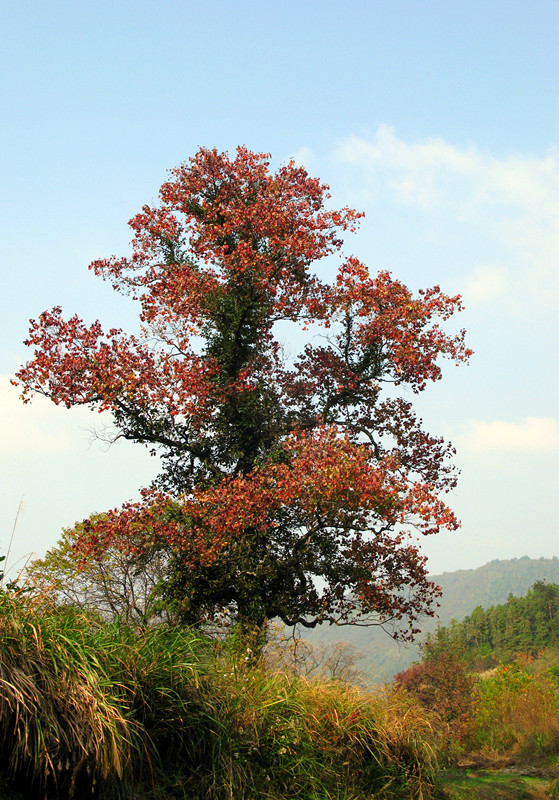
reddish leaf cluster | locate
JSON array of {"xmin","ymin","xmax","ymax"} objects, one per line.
[
  {"xmin": 16, "ymin": 146, "xmax": 471, "ymax": 634},
  {"xmin": 394, "ymin": 646, "xmax": 475, "ymax": 728}
]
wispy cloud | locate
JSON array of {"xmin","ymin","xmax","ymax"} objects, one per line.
[
  {"xmin": 335, "ymin": 126, "xmax": 559, "ymax": 306},
  {"xmin": 463, "ymin": 264, "xmax": 509, "ymax": 303},
  {"xmin": 0, "ymin": 376, "xmax": 101, "ymax": 455},
  {"xmin": 462, "ymin": 417, "xmax": 559, "ymax": 454},
  {"xmin": 291, "ymin": 146, "xmax": 315, "ymax": 170},
  {"xmin": 337, "ymin": 126, "xmax": 481, "ymax": 208}
]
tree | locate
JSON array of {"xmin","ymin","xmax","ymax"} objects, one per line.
[
  {"xmin": 16, "ymin": 146, "xmax": 471, "ymax": 638},
  {"xmin": 24, "ymin": 518, "xmax": 171, "ymax": 627}
]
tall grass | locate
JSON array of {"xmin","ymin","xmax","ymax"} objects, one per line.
[
  {"xmin": 471, "ymin": 662, "xmax": 559, "ymax": 758},
  {"xmin": 0, "ymin": 597, "xmax": 128, "ymax": 795},
  {"xmin": 0, "ymin": 591, "xmax": 443, "ymax": 799},
  {"xmin": 193, "ymin": 643, "xmax": 440, "ymax": 800},
  {"xmin": 0, "ymin": 591, "xmax": 204, "ymax": 797}
]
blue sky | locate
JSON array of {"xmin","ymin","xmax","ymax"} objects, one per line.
[{"xmin": 1, "ymin": 0, "xmax": 558, "ymax": 580}]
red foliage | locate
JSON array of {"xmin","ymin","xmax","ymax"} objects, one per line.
[
  {"xmin": 394, "ymin": 650, "xmax": 475, "ymax": 726},
  {"xmin": 15, "ymin": 146, "xmax": 471, "ymax": 633}
]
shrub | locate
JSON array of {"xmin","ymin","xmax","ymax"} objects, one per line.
[
  {"xmin": 395, "ymin": 655, "xmax": 473, "ymax": 724},
  {"xmin": 472, "ymin": 662, "xmax": 559, "ymax": 757}
]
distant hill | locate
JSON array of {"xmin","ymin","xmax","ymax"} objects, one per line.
[{"xmin": 301, "ymin": 556, "xmax": 559, "ymax": 683}]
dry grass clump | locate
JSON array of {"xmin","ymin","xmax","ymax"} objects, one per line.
[
  {"xmin": 0, "ymin": 592, "xmax": 134, "ymax": 796},
  {"xmin": 0, "ymin": 591, "xmax": 209, "ymax": 797}
]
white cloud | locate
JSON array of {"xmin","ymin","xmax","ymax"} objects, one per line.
[
  {"xmin": 463, "ymin": 417, "xmax": 559, "ymax": 454},
  {"xmin": 336, "ymin": 126, "xmax": 559, "ymax": 213},
  {"xmin": 463, "ymin": 264, "xmax": 509, "ymax": 302},
  {"xmin": 0, "ymin": 376, "xmax": 106, "ymax": 455},
  {"xmin": 334, "ymin": 127, "xmax": 559, "ymax": 306},
  {"xmin": 337, "ymin": 126, "xmax": 480, "ymax": 175},
  {"xmin": 291, "ymin": 146, "xmax": 315, "ymax": 170},
  {"xmin": 336, "ymin": 126, "xmax": 481, "ymax": 208}
]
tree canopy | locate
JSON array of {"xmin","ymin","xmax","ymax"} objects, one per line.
[{"xmin": 16, "ymin": 146, "xmax": 471, "ymax": 637}]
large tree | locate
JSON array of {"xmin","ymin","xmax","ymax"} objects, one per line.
[{"xmin": 16, "ymin": 146, "xmax": 471, "ymax": 637}]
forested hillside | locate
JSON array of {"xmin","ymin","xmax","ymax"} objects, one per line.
[
  {"xmin": 433, "ymin": 580, "xmax": 559, "ymax": 667},
  {"xmin": 434, "ymin": 556, "xmax": 559, "ymax": 625},
  {"xmin": 303, "ymin": 557, "xmax": 559, "ymax": 682}
]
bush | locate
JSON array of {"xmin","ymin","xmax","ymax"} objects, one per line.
[
  {"xmin": 394, "ymin": 640, "xmax": 475, "ymax": 760},
  {"xmin": 472, "ymin": 662, "xmax": 559, "ymax": 757}
]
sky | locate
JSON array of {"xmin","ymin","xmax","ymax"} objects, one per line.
[{"xmin": 1, "ymin": 0, "xmax": 558, "ymax": 581}]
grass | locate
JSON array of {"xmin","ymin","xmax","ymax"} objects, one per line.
[
  {"xmin": 470, "ymin": 663, "xmax": 559, "ymax": 758},
  {"xmin": 8, "ymin": 586, "xmax": 559, "ymax": 799},
  {"xmin": 0, "ymin": 595, "xmax": 133, "ymax": 795},
  {"xmin": 440, "ymin": 769, "xmax": 555, "ymax": 800},
  {"xmin": 0, "ymin": 590, "xmax": 444, "ymax": 800}
]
